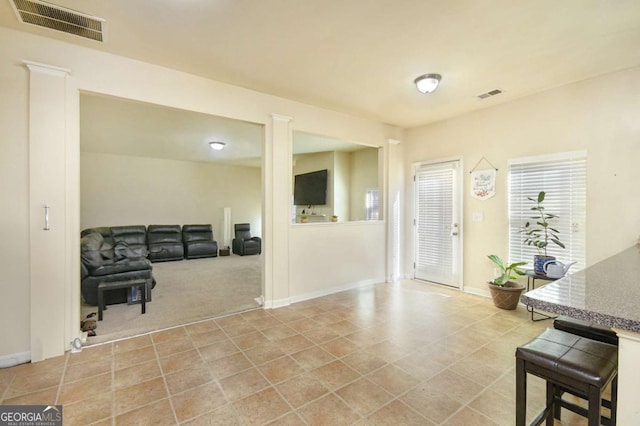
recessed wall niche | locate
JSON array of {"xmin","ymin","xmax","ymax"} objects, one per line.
[{"xmin": 292, "ymin": 131, "xmax": 381, "ymax": 223}]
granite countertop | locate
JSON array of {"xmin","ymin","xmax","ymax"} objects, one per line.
[{"xmin": 521, "ymin": 245, "xmax": 640, "ymax": 333}]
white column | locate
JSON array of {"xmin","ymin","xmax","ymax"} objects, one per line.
[
  {"xmin": 386, "ymin": 139, "xmax": 403, "ymax": 282},
  {"xmin": 25, "ymin": 61, "xmax": 70, "ymax": 361},
  {"xmin": 263, "ymin": 114, "xmax": 292, "ymax": 307}
]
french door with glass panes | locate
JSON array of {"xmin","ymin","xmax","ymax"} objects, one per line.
[{"xmin": 413, "ymin": 159, "xmax": 462, "ymax": 287}]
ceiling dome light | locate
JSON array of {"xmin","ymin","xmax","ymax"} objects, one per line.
[
  {"xmin": 209, "ymin": 141, "xmax": 226, "ymax": 151},
  {"xmin": 414, "ymin": 73, "xmax": 442, "ymax": 94}
]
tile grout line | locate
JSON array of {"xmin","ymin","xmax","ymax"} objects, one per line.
[
  {"xmin": 152, "ymin": 331, "xmax": 181, "ymax": 425},
  {"xmin": 208, "ymin": 316, "xmax": 262, "ymax": 425},
  {"xmin": 54, "ymin": 353, "xmax": 69, "ymax": 408}
]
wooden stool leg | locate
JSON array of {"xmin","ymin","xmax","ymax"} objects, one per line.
[
  {"xmin": 546, "ymin": 381, "xmax": 555, "ymax": 426},
  {"xmin": 588, "ymin": 385, "xmax": 601, "ymax": 426},
  {"xmin": 516, "ymin": 358, "xmax": 527, "ymax": 426},
  {"xmin": 610, "ymin": 374, "xmax": 618, "ymax": 426},
  {"xmin": 553, "ymin": 386, "xmax": 563, "ymax": 421}
]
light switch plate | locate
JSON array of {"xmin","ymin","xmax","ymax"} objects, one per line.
[{"xmin": 473, "ymin": 212, "xmax": 484, "ymax": 222}]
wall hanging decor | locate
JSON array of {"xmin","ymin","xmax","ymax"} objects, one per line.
[{"xmin": 470, "ymin": 157, "xmax": 498, "ymax": 200}]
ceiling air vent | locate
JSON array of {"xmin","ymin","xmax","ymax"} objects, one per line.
[
  {"xmin": 10, "ymin": 0, "xmax": 105, "ymax": 42},
  {"xmin": 477, "ymin": 89, "xmax": 503, "ymax": 100}
]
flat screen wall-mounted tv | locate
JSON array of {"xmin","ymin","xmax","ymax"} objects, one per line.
[{"xmin": 294, "ymin": 169, "xmax": 328, "ymax": 206}]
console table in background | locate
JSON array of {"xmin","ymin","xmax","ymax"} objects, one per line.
[{"xmin": 521, "ymin": 245, "xmax": 640, "ymax": 424}]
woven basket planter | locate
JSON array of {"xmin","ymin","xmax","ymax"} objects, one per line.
[{"xmin": 487, "ymin": 281, "xmax": 525, "ymax": 310}]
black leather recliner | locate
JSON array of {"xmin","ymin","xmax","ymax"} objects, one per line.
[
  {"xmin": 182, "ymin": 224, "xmax": 218, "ymax": 259},
  {"xmin": 80, "ymin": 232, "xmax": 155, "ymax": 306},
  {"xmin": 111, "ymin": 225, "xmax": 148, "ymax": 258},
  {"xmin": 147, "ymin": 225, "xmax": 184, "ymax": 262},
  {"xmin": 232, "ymin": 223, "xmax": 262, "ymax": 256}
]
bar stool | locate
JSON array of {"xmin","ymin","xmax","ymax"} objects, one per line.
[
  {"xmin": 516, "ymin": 328, "xmax": 618, "ymax": 426},
  {"xmin": 553, "ymin": 316, "xmax": 618, "ymax": 346}
]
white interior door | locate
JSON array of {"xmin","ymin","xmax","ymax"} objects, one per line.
[{"xmin": 414, "ymin": 160, "xmax": 462, "ymax": 287}]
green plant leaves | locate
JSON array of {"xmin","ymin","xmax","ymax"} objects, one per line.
[
  {"xmin": 520, "ymin": 191, "xmax": 563, "ymax": 256},
  {"xmin": 487, "ymin": 255, "xmax": 526, "ymax": 286},
  {"xmin": 538, "ymin": 191, "xmax": 546, "ymax": 202}
]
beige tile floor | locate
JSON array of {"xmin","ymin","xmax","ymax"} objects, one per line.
[{"xmin": 0, "ymin": 280, "xmax": 600, "ymax": 425}]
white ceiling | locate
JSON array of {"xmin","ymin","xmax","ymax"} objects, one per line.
[{"xmin": 3, "ymin": 0, "xmax": 640, "ymax": 129}]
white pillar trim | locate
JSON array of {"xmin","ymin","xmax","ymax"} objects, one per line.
[
  {"xmin": 271, "ymin": 113, "xmax": 292, "ymax": 122},
  {"xmin": 262, "ymin": 113, "xmax": 292, "ymax": 308},
  {"xmin": 26, "ymin": 61, "xmax": 70, "ymax": 362},
  {"xmin": 23, "ymin": 60, "xmax": 71, "ymax": 76}
]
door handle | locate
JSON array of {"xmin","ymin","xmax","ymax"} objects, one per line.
[{"xmin": 44, "ymin": 204, "xmax": 50, "ymax": 231}]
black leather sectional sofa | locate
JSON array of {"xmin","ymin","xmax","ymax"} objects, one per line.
[
  {"xmin": 80, "ymin": 226, "xmax": 155, "ymax": 306},
  {"xmin": 80, "ymin": 224, "xmax": 219, "ymax": 306},
  {"xmin": 147, "ymin": 225, "xmax": 185, "ymax": 262}
]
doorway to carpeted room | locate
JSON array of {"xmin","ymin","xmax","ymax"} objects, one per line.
[{"xmin": 81, "ymin": 254, "xmax": 262, "ymax": 345}]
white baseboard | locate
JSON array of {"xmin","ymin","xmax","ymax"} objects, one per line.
[
  {"xmin": 462, "ymin": 286, "xmax": 491, "ymax": 299},
  {"xmin": 263, "ymin": 298, "xmax": 291, "ymax": 309},
  {"xmin": 262, "ymin": 277, "xmax": 384, "ymax": 309},
  {"xmin": 0, "ymin": 351, "xmax": 31, "ymax": 368},
  {"xmin": 289, "ymin": 278, "xmax": 383, "ymax": 305}
]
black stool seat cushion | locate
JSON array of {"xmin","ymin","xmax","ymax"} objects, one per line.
[
  {"xmin": 554, "ymin": 316, "xmax": 618, "ymax": 346},
  {"xmin": 516, "ymin": 328, "xmax": 617, "ymax": 388}
]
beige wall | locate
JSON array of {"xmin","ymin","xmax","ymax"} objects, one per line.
[
  {"xmin": 81, "ymin": 152, "xmax": 262, "ymax": 238},
  {"xmin": 0, "ymin": 26, "xmax": 397, "ymax": 361},
  {"xmin": 0, "ymin": 39, "xmax": 31, "ymax": 359},
  {"xmin": 289, "ymin": 221, "xmax": 386, "ymax": 302},
  {"xmin": 404, "ymin": 66, "xmax": 640, "ymax": 294}
]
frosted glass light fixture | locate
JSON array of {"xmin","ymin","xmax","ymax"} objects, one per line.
[
  {"xmin": 414, "ymin": 74, "xmax": 441, "ymax": 94},
  {"xmin": 209, "ymin": 141, "xmax": 226, "ymax": 150}
]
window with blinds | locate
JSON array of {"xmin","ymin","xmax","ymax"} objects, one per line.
[
  {"xmin": 365, "ymin": 189, "xmax": 379, "ymax": 220},
  {"xmin": 508, "ymin": 152, "xmax": 586, "ymax": 271}
]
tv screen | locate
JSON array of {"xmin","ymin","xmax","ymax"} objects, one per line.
[{"xmin": 294, "ymin": 169, "xmax": 328, "ymax": 205}]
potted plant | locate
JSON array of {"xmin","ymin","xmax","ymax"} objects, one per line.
[
  {"xmin": 331, "ymin": 215, "xmax": 338, "ymax": 222},
  {"xmin": 300, "ymin": 214, "xmax": 308, "ymax": 223},
  {"xmin": 522, "ymin": 191, "xmax": 565, "ymax": 275},
  {"xmin": 487, "ymin": 254, "xmax": 527, "ymax": 310}
]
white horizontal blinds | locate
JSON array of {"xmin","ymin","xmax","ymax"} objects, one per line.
[
  {"xmin": 415, "ymin": 162, "xmax": 455, "ymax": 284},
  {"xmin": 366, "ymin": 189, "xmax": 379, "ymax": 220},
  {"xmin": 508, "ymin": 153, "xmax": 587, "ymax": 271}
]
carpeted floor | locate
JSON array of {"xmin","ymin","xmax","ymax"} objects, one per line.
[{"xmin": 81, "ymin": 254, "xmax": 262, "ymax": 345}]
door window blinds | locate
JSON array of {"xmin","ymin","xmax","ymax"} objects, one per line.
[
  {"xmin": 415, "ymin": 162, "xmax": 455, "ymax": 281},
  {"xmin": 508, "ymin": 152, "xmax": 586, "ymax": 271}
]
